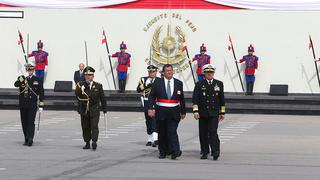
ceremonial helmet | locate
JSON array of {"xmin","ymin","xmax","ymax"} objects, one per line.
[
  {"xmin": 200, "ymin": 43, "xmax": 206, "ymax": 52},
  {"xmin": 84, "ymin": 66, "xmax": 95, "ymax": 75},
  {"xmin": 37, "ymin": 40, "xmax": 43, "ymax": 48},
  {"xmin": 120, "ymin": 41, "xmax": 127, "ymax": 49},
  {"xmin": 202, "ymin": 64, "xmax": 216, "ymax": 73},
  {"xmin": 248, "ymin": 44, "xmax": 254, "ymax": 52}
]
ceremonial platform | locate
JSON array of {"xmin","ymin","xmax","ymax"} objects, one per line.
[{"xmin": 1, "ymin": 89, "xmax": 319, "ymax": 115}]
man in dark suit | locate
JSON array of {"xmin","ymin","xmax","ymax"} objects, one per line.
[
  {"xmin": 192, "ymin": 64, "xmax": 225, "ymax": 160},
  {"xmin": 148, "ymin": 64, "xmax": 186, "ymax": 160},
  {"xmin": 14, "ymin": 64, "xmax": 44, "ymax": 146},
  {"xmin": 74, "ymin": 63, "xmax": 85, "ymax": 84}
]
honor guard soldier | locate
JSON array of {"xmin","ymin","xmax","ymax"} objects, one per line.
[
  {"xmin": 137, "ymin": 65, "xmax": 159, "ymax": 147},
  {"xmin": 27, "ymin": 40, "xmax": 48, "ymax": 84},
  {"xmin": 110, "ymin": 41, "xmax": 131, "ymax": 93},
  {"xmin": 237, "ymin": 44, "xmax": 259, "ymax": 95},
  {"xmin": 14, "ymin": 64, "xmax": 44, "ymax": 146},
  {"xmin": 192, "ymin": 64, "xmax": 225, "ymax": 160},
  {"xmin": 148, "ymin": 64, "xmax": 186, "ymax": 160},
  {"xmin": 75, "ymin": 66, "xmax": 107, "ymax": 150},
  {"xmin": 192, "ymin": 44, "xmax": 211, "ymax": 81}
]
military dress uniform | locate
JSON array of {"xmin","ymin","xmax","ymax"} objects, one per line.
[
  {"xmin": 111, "ymin": 41, "xmax": 131, "ymax": 93},
  {"xmin": 148, "ymin": 75, "xmax": 186, "ymax": 160},
  {"xmin": 192, "ymin": 44, "xmax": 211, "ymax": 81},
  {"xmin": 136, "ymin": 65, "xmax": 159, "ymax": 147},
  {"xmin": 28, "ymin": 40, "xmax": 48, "ymax": 84},
  {"xmin": 239, "ymin": 44, "xmax": 259, "ymax": 95},
  {"xmin": 192, "ymin": 64, "xmax": 225, "ymax": 160},
  {"xmin": 14, "ymin": 64, "xmax": 44, "ymax": 146},
  {"xmin": 75, "ymin": 66, "xmax": 107, "ymax": 150}
]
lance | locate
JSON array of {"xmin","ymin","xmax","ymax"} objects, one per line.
[
  {"xmin": 102, "ymin": 29, "xmax": 117, "ymax": 90},
  {"xmin": 84, "ymin": 41, "xmax": 89, "ymax": 66},
  {"xmin": 228, "ymin": 34, "xmax": 245, "ymax": 93},
  {"xmin": 183, "ymin": 38, "xmax": 196, "ymax": 84},
  {"xmin": 18, "ymin": 30, "xmax": 28, "ymax": 64},
  {"xmin": 309, "ymin": 35, "xmax": 320, "ymax": 88}
]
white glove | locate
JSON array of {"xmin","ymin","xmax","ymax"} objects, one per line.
[
  {"xmin": 127, "ymin": 68, "xmax": 130, "ymax": 76},
  {"xmin": 44, "ymin": 66, "xmax": 48, "ymax": 73},
  {"xmin": 145, "ymin": 78, "xmax": 152, "ymax": 86},
  {"xmin": 81, "ymin": 85, "xmax": 85, "ymax": 92},
  {"xmin": 24, "ymin": 53, "xmax": 28, "ymax": 58},
  {"xmin": 235, "ymin": 60, "xmax": 240, "ymax": 63},
  {"xmin": 38, "ymin": 107, "xmax": 43, "ymax": 113},
  {"xmin": 255, "ymin": 69, "xmax": 258, "ymax": 74},
  {"xmin": 108, "ymin": 53, "xmax": 112, "ymax": 57}
]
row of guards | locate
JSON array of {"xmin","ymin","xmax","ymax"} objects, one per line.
[{"xmin": 17, "ymin": 30, "xmax": 320, "ymax": 95}]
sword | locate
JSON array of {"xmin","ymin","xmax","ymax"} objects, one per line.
[
  {"xmin": 37, "ymin": 111, "xmax": 41, "ymax": 136},
  {"xmin": 104, "ymin": 113, "xmax": 107, "ymax": 137}
]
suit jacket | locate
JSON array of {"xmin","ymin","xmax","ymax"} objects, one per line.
[
  {"xmin": 14, "ymin": 75, "xmax": 44, "ymax": 108},
  {"xmin": 75, "ymin": 81, "xmax": 107, "ymax": 116},
  {"xmin": 192, "ymin": 79, "xmax": 225, "ymax": 118},
  {"xmin": 148, "ymin": 77, "xmax": 186, "ymax": 120},
  {"xmin": 74, "ymin": 70, "xmax": 85, "ymax": 84}
]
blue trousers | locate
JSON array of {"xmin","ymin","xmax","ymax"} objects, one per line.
[
  {"xmin": 197, "ymin": 74, "xmax": 204, "ymax": 81},
  {"xmin": 245, "ymin": 75, "xmax": 255, "ymax": 83},
  {"xmin": 35, "ymin": 70, "xmax": 45, "ymax": 83},
  {"xmin": 117, "ymin": 72, "xmax": 127, "ymax": 80}
]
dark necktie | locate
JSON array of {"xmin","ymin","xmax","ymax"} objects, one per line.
[{"xmin": 166, "ymin": 80, "xmax": 171, "ymax": 99}]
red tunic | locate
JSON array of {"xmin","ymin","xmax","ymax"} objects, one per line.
[
  {"xmin": 112, "ymin": 52, "xmax": 131, "ymax": 72},
  {"xmin": 28, "ymin": 50, "xmax": 48, "ymax": 70}
]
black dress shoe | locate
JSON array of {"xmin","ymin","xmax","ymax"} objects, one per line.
[
  {"xmin": 146, "ymin": 142, "xmax": 152, "ymax": 146},
  {"xmin": 152, "ymin": 142, "xmax": 157, "ymax": 147},
  {"xmin": 212, "ymin": 151, "xmax": 220, "ymax": 161},
  {"xmin": 171, "ymin": 151, "xmax": 182, "ymax": 160},
  {"xmin": 27, "ymin": 140, "xmax": 33, "ymax": 147},
  {"xmin": 159, "ymin": 154, "xmax": 166, "ymax": 159},
  {"xmin": 92, "ymin": 142, "xmax": 97, "ymax": 150},
  {"xmin": 200, "ymin": 154, "xmax": 208, "ymax": 159},
  {"xmin": 83, "ymin": 142, "xmax": 90, "ymax": 149}
]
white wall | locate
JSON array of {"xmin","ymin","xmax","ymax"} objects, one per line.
[{"xmin": 1, "ymin": 8, "xmax": 320, "ymax": 93}]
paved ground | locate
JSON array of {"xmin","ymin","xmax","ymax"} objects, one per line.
[{"xmin": 0, "ymin": 110, "xmax": 320, "ymax": 180}]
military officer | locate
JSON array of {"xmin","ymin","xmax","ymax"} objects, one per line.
[
  {"xmin": 137, "ymin": 65, "xmax": 159, "ymax": 147},
  {"xmin": 14, "ymin": 64, "xmax": 44, "ymax": 146},
  {"xmin": 110, "ymin": 41, "xmax": 131, "ymax": 93},
  {"xmin": 27, "ymin": 40, "xmax": 49, "ymax": 84},
  {"xmin": 192, "ymin": 44, "xmax": 211, "ymax": 81},
  {"xmin": 148, "ymin": 64, "xmax": 186, "ymax": 160},
  {"xmin": 192, "ymin": 64, "xmax": 225, "ymax": 160},
  {"xmin": 237, "ymin": 44, "xmax": 259, "ymax": 95},
  {"xmin": 75, "ymin": 66, "xmax": 107, "ymax": 150}
]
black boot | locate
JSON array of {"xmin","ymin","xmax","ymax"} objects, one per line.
[
  {"xmin": 83, "ymin": 142, "xmax": 90, "ymax": 149},
  {"xmin": 118, "ymin": 80, "xmax": 122, "ymax": 93},
  {"xmin": 250, "ymin": 82, "xmax": 255, "ymax": 95},
  {"xmin": 246, "ymin": 83, "xmax": 250, "ymax": 95},
  {"xmin": 92, "ymin": 141, "xmax": 97, "ymax": 150},
  {"xmin": 122, "ymin": 79, "xmax": 127, "ymax": 93}
]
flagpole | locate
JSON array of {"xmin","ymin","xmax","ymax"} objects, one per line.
[
  {"xmin": 229, "ymin": 34, "xmax": 245, "ymax": 93},
  {"xmin": 102, "ymin": 29, "xmax": 117, "ymax": 90},
  {"xmin": 183, "ymin": 37, "xmax": 196, "ymax": 84},
  {"xmin": 309, "ymin": 35, "xmax": 320, "ymax": 88}
]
